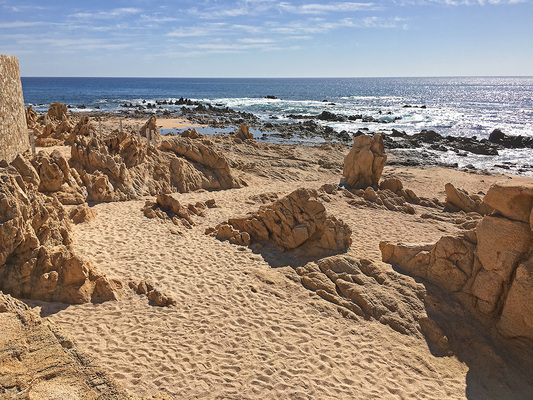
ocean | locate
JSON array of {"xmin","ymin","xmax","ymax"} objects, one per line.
[{"xmin": 21, "ymin": 77, "xmax": 533, "ymax": 175}]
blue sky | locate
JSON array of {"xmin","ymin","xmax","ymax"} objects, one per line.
[{"xmin": 1, "ymin": 0, "xmax": 532, "ymax": 77}]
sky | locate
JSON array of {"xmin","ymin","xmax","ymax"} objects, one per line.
[{"xmin": 1, "ymin": 0, "xmax": 532, "ymax": 77}]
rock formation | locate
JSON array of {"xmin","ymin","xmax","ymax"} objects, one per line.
[
  {"xmin": 0, "ymin": 55, "xmax": 29, "ymax": 163},
  {"xmin": 140, "ymin": 115, "xmax": 160, "ymax": 138},
  {"xmin": 234, "ymin": 123, "xmax": 254, "ymax": 141},
  {"xmin": 0, "ymin": 164, "xmax": 122, "ymax": 304},
  {"xmin": 0, "ymin": 292, "xmax": 133, "ymax": 398},
  {"xmin": 343, "ymin": 133, "xmax": 387, "ymax": 189},
  {"xmin": 129, "ymin": 280, "xmax": 177, "ymax": 307},
  {"xmin": 444, "ymin": 183, "xmax": 493, "ymax": 215},
  {"xmin": 207, "ymin": 188, "xmax": 352, "ymax": 257},
  {"xmin": 380, "ymin": 180, "xmax": 533, "ymax": 341},
  {"xmin": 295, "ymin": 255, "xmax": 448, "ymax": 346},
  {"xmin": 47, "ymin": 102, "xmax": 68, "ymax": 121}
]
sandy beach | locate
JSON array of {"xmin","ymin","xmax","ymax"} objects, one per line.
[{"xmin": 23, "ymin": 129, "xmax": 522, "ymax": 399}]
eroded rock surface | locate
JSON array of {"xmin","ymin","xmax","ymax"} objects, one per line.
[
  {"xmin": 208, "ymin": 188, "xmax": 351, "ymax": 257},
  {"xmin": 343, "ymin": 133, "xmax": 386, "ymax": 189},
  {"xmin": 0, "ymin": 292, "xmax": 133, "ymax": 398},
  {"xmin": 0, "ymin": 165, "xmax": 121, "ymax": 304},
  {"xmin": 381, "ymin": 180, "xmax": 533, "ymax": 341},
  {"xmin": 444, "ymin": 183, "xmax": 493, "ymax": 215}
]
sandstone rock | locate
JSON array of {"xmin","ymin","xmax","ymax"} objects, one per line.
[
  {"xmin": 161, "ymin": 137, "xmax": 243, "ymax": 192},
  {"xmin": 296, "ymin": 255, "xmax": 437, "ymax": 339},
  {"xmin": 0, "ymin": 292, "xmax": 132, "ymax": 398},
  {"xmin": 180, "ymin": 128, "xmax": 202, "ymax": 139},
  {"xmin": 0, "ymin": 165, "xmax": 122, "ymax": 304},
  {"xmin": 140, "ymin": 115, "xmax": 160, "ymax": 138},
  {"xmin": 380, "ymin": 177, "xmax": 403, "ymax": 193},
  {"xmin": 343, "ymin": 133, "xmax": 386, "ymax": 189},
  {"xmin": 445, "ymin": 183, "xmax": 493, "ymax": 215},
  {"xmin": 208, "ymin": 188, "xmax": 351, "ymax": 257},
  {"xmin": 47, "ymin": 102, "xmax": 68, "ymax": 120},
  {"xmin": 380, "ymin": 181, "xmax": 533, "ymax": 342},
  {"xmin": 25, "ymin": 105, "xmax": 38, "ymax": 128},
  {"xmin": 129, "ymin": 280, "xmax": 176, "ymax": 307},
  {"xmin": 68, "ymin": 203, "xmax": 96, "ymax": 224},
  {"xmin": 483, "ymin": 180, "xmax": 533, "ymax": 223},
  {"xmin": 235, "ymin": 123, "xmax": 254, "ymax": 141}
]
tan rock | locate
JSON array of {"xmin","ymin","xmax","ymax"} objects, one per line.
[
  {"xmin": 140, "ymin": 115, "xmax": 160, "ymax": 138},
  {"xmin": 0, "ymin": 292, "xmax": 132, "ymax": 398},
  {"xmin": 0, "ymin": 165, "xmax": 122, "ymax": 304},
  {"xmin": 445, "ymin": 183, "xmax": 493, "ymax": 215},
  {"xmin": 235, "ymin": 123, "xmax": 254, "ymax": 141},
  {"xmin": 209, "ymin": 188, "xmax": 351, "ymax": 257},
  {"xmin": 47, "ymin": 102, "xmax": 68, "ymax": 120},
  {"xmin": 343, "ymin": 133, "xmax": 386, "ymax": 189},
  {"xmin": 483, "ymin": 180, "xmax": 533, "ymax": 223},
  {"xmin": 68, "ymin": 203, "xmax": 96, "ymax": 224}
]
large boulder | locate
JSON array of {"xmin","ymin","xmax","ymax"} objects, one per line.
[
  {"xmin": 208, "ymin": 188, "xmax": 351, "ymax": 257},
  {"xmin": 0, "ymin": 164, "xmax": 122, "ymax": 304},
  {"xmin": 47, "ymin": 102, "xmax": 68, "ymax": 121},
  {"xmin": 343, "ymin": 133, "xmax": 386, "ymax": 189},
  {"xmin": 380, "ymin": 180, "xmax": 533, "ymax": 341},
  {"xmin": 140, "ymin": 115, "xmax": 160, "ymax": 138}
]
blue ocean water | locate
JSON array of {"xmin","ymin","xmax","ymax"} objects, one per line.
[{"xmin": 21, "ymin": 77, "xmax": 533, "ymax": 174}]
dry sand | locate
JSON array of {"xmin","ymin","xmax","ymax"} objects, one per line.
[{"xmin": 33, "ymin": 138, "xmax": 515, "ymax": 399}]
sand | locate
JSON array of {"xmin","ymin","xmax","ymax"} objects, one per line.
[{"xmin": 32, "ymin": 138, "xmax": 515, "ymax": 399}]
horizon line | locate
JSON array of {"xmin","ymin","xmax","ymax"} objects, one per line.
[{"xmin": 21, "ymin": 75, "xmax": 533, "ymax": 80}]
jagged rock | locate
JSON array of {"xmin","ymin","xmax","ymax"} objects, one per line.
[
  {"xmin": 0, "ymin": 165, "xmax": 122, "ymax": 304},
  {"xmin": 47, "ymin": 102, "xmax": 68, "ymax": 120},
  {"xmin": 348, "ymin": 186, "xmax": 416, "ymax": 214},
  {"xmin": 25, "ymin": 105, "xmax": 38, "ymax": 128},
  {"xmin": 180, "ymin": 128, "xmax": 202, "ymax": 139},
  {"xmin": 140, "ymin": 115, "xmax": 160, "ymax": 138},
  {"xmin": 295, "ymin": 255, "xmax": 448, "ymax": 345},
  {"xmin": 129, "ymin": 280, "xmax": 176, "ymax": 307},
  {"xmin": 0, "ymin": 292, "xmax": 133, "ymax": 398},
  {"xmin": 208, "ymin": 188, "xmax": 351, "ymax": 257},
  {"xmin": 161, "ymin": 137, "xmax": 243, "ymax": 192},
  {"xmin": 343, "ymin": 133, "xmax": 387, "ymax": 189},
  {"xmin": 68, "ymin": 116, "xmax": 94, "ymax": 143},
  {"xmin": 445, "ymin": 183, "xmax": 493, "ymax": 215},
  {"xmin": 68, "ymin": 203, "xmax": 96, "ymax": 224},
  {"xmin": 380, "ymin": 180, "xmax": 533, "ymax": 341},
  {"xmin": 235, "ymin": 123, "xmax": 254, "ymax": 141},
  {"xmin": 379, "ymin": 177, "xmax": 403, "ymax": 194}
]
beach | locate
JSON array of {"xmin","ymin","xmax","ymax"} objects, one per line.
[{"xmin": 19, "ymin": 118, "xmax": 529, "ymax": 399}]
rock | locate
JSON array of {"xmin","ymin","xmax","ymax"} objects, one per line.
[
  {"xmin": 129, "ymin": 280, "xmax": 176, "ymax": 307},
  {"xmin": 488, "ymin": 129, "xmax": 533, "ymax": 149},
  {"xmin": 68, "ymin": 203, "xmax": 96, "ymax": 224},
  {"xmin": 0, "ymin": 292, "xmax": 132, "ymax": 398},
  {"xmin": 380, "ymin": 178, "xmax": 403, "ymax": 194},
  {"xmin": 296, "ymin": 255, "xmax": 439, "ymax": 339},
  {"xmin": 0, "ymin": 165, "xmax": 122, "ymax": 304},
  {"xmin": 444, "ymin": 183, "xmax": 493, "ymax": 215},
  {"xmin": 208, "ymin": 188, "xmax": 351, "ymax": 257},
  {"xmin": 343, "ymin": 133, "xmax": 387, "ymax": 189},
  {"xmin": 235, "ymin": 123, "xmax": 254, "ymax": 141},
  {"xmin": 47, "ymin": 102, "xmax": 68, "ymax": 120},
  {"xmin": 483, "ymin": 180, "xmax": 533, "ymax": 223},
  {"xmin": 380, "ymin": 180, "xmax": 533, "ymax": 341},
  {"xmin": 140, "ymin": 115, "xmax": 160, "ymax": 138},
  {"xmin": 180, "ymin": 128, "xmax": 202, "ymax": 139}
]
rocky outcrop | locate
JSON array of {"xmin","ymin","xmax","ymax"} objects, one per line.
[
  {"xmin": 207, "ymin": 188, "xmax": 352, "ymax": 257},
  {"xmin": 234, "ymin": 123, "xmax": 254, "ymax": 141},
  {"xmin": 0, "ymin": 164, "xmax": 122, "ymax": 304},
  {"xmin": 380, "ymin": 180, "xmax": 533, "ymax": 341},
  {"xmin": 444, "ymin": 183, "xmax": 493, "ymax": 215},
  {"xmin": 343, "ymin": 133, "xmax": 386, "ymax": 189},
  {"xmin": 47, "ymin": 102, "xmax": 68, "ymax": 121},
  {"xmin": 0, "ymin": 292, "xmax": 133, "ymax": 398},
  {"xmin": 160, "ymin": 136, "xmax": 243, "ymax": 193},
  {"xmin": 140, "ymin": 115, "xmax": 160, "ymax": 138},
  {"xmin": 295, "ymin": 255, "xmax": 448, "ymax": 346}
]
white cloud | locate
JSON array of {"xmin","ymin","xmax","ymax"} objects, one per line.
[
  {"xmin": 69, "ymin": 8, "xmax": 142, "ymax": 20},
  {"xmin": 0, "ymin": 21, "xmax": 44, "ymax": 28},
  {"xmin": 278, "ymin": 2, "xmax": 381, "ymax": 14}
]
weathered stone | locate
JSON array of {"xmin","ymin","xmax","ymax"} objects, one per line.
[
  {"xmin": 0, "ymin": 55, "xmax": 29, "ymax": 163},
  {"xmin": 235, "ymin": 123, "xmax": 254, "ymax": 141},
  {"xmin": 445, "ymin": 183, "xmax": 493, "ymax": 215},
  {"xmin": 47, "ymin": 102, "xmax": 68, "ymax": 121},
  {"xmin": 209, "ymin": 188, "xmax": 351, "ymax": 257},
  {"xmin": 483, "ymin": 180, "xmax": 533, "ymax": 223},
  {"xmin": 343, "ymin": 133, "xmax": 386, "ymax": 189}
]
